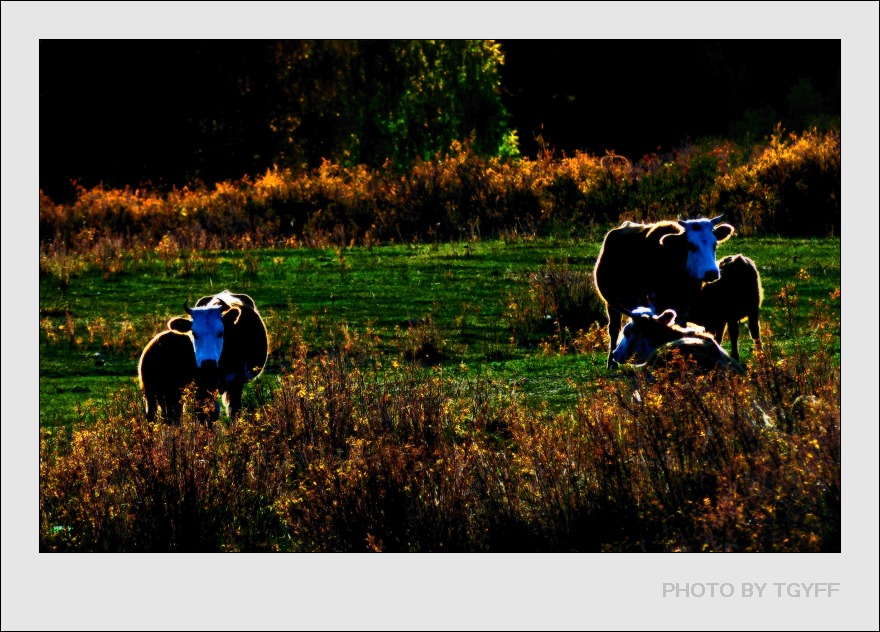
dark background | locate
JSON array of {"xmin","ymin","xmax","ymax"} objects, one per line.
[
  {"xmin": 39, "ymin": 40, "xmax": 840, "ymax": 202},
  {"xmin": 499, "ymin": 40, "xmax": 840, "ymax": 155}
]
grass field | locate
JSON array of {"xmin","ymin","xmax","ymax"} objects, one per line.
[
  {"xmin": 39, "ymin": 234, "xmax": 840, "ymax": 425},
  {"xmin": 38, "ymin": 232, "xmax": 841, "ymax": 552}
]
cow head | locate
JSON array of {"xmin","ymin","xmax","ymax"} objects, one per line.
[
  {"xmin": 612, "ymin": 307, "xmax": 677, "ymax": 365},
  {"xmin": 660, "ymin": 216, "xmax": 734, "ymax": 282},
  {"xmin": 612, "ymin": 306, "xmax": 714, "ymax": 365},
  {"xmin": 167, "ymin": 299, "xmax": 241, "ymax": 369}
]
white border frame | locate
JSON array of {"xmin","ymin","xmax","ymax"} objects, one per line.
[{"xmin": 4, "ymin": 3, "xmax": 877, "ymax": 630}]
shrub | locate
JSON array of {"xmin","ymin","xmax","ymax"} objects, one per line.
[
  {"xmin": 505, "ymin": 259, "xmax": 607, "ymax": 350},
  {"xmin": 40, "ymin": 129, "xmax": 841, "ymax": 266},
  {"xmin": 711, "ymin": 128, "xmax": 840, "ymax": 236},
  {"xmin": 40, "ymin": 314, "xmax": 839, "ymax": 552}
]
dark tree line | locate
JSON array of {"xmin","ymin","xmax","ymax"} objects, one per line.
[
  {"xmin": 40, "ymin": 40, "xmax": 840, "ymax": 202},
  {"xmin": 269, "ymin": 40, "xmax": 516, "ymax": 170},
  {"xmin": 40, "ymin": 40, "xmax": 513, "ymax": 201},
  {"xmin": 499, "ymin": 40, "xmax": 840, "ymax": 158}
]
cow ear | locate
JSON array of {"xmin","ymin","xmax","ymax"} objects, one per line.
[
  {"xmin": 713, "ymin": 223, "xmax": 735, "ymax": 243},
  {"xmin": 223, "ymin": 306, "xmax": 242, "ymax": 326},
  {"xmin": 657, "ymin": 309, "xmax": 677, "ymax": 325},
  {"xmin": 168, "ymin": 317, "xmax": 191, "ymax": 333}
]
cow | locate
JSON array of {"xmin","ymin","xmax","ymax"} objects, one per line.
[
  {"xmin": 611, "ymin": 306, "xmax": 745, "ymax": 375},
  {"xmin": 161, "ymin": 290, "xmax": 269, "ymax": 423},
  {"xmin": 594, "ymin": 216, "xmax": 735, "ymax": 368},
  {"xmin": 138, "ymin": 329, "xmax": 204, "ymax": 424},
  {"xmin": 687, "ymin": 254, "xmax": 763, "ymax": 362}
]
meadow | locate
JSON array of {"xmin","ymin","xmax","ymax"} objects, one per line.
[
  {"xmin": 38, "ymin": 130, "xmax": 841, "ymax": 552},
  {"xmin": 39, "ymin": 235, "xmax": 839, "ymax": 425}
]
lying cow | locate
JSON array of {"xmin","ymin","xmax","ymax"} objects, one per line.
[
  {"xmin": 688, "ymin": 254, "xmax": 763, "ymax": 362},
  {"xmin": 612, "ymin": 307, "xmax": 745, "ymax": 375},
  {"xmin": 594, "ymin": 216, "xmax": 735, "ymax": 368}
]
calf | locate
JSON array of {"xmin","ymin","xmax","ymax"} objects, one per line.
[
  {"xmin": 688, "ymin": 254, "xmax": 763, "ymax": 362},
  {"xmin": 594, "ymin": 216, "xmax": 735, "ymax": 368},
  {"xmin": 138, "ymin": 330, "xmax": 205, "ymax": 424},
  {"xmin": 612, "ymin": 307, "xmax": 745, "ymax": 375}
]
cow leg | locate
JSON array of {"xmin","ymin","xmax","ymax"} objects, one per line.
[
  {"xmin": 727, "ymin": 319, "xmax": 740, "ymax": 362},
  {"xmin": 165, "ymin": 394, "xmax": 183, "ymax": 426},
  {"xmin": 144, "ymin": 394, "xmax": 158, "ymax": 422},
  {"xmin": 223, "ymin": 384, "xmax": 244, "ymax": 421},
  {"xmin": 747, "ymin": 311, "xmax": 761, "ymax": 353},
  {"xmin": 606, "ymin": 309, "xmax": 622, "ymax": 369}
]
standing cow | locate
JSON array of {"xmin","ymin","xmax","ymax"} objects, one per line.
[
  {"xmin": 688, "ymin": 254, "xmax": 763, "ymax": 362},
  {"xmin": 165, "ymin": 290, "xmax": 269, "ymax": 422},
  {"xmin": 138, "ymin": 290, "xmax": 268, "ymax": 425},
  {"xmin": 138, "ymin": 329, "xmax": 201, "ymax": 424},
  {"xmin": 594, "ymin": 216, "xmax": 735, "ymax": 368}
]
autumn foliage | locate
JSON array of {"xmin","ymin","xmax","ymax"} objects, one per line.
[{"xmin": 40, "ymin": 129, "xmax": 840, "ymax": 259}]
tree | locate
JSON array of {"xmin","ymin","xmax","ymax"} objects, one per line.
[{"xmin": 269, "ymin": 40, "xmax": 517, "ymax": 170}]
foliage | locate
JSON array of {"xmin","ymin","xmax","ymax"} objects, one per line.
[
  {"xmin": 40, "ymin": 129, "xmax": 840, "ymax": 254},
  {"xmin": 504, "ymin": 259, "xmax": 607, "ymax": 352},
  {"xmin": 711, "ymin": 128, "xmax": 841, "ymax": 236},
  {"xmin": 270, "ymin": 40, "xmax": 515, "ymax": 171}
]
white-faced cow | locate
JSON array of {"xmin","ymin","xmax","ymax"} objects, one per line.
[
  {"xmin": 162, "ymin": 290, "xmax": 268, "ymax": 422},
  {"xmin": 612, "ymin": 307, "xmax": 745, "ymax": 375},
  {"xmin": 594, "ymin": 216, "xmax": 735, "ymax": 368},
  {"xmin": 138, "ymin": 291, "xmax": 268, "ymax": 424},
  {"xmin": 688, "ymin": 254, "xmax": 763, "ymax": 362}
]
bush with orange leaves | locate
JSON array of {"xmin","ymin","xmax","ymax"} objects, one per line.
[
  {"xmin": 711, "ymin": 127, "xmax": 840, "ymax": 236},
  {"xmin": 40, "ymin": 130, "xmax": 840, "ymax": 268}
]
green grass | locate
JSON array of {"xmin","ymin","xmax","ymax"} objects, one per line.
[{"xmin": 39, "ymin": 235, "xmax": 841, "ymax": 427}]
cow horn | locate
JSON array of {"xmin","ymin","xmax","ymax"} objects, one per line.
[
  {"xmin": 184, "ymin": 300, "xmax": 193, "ymax": 315},
  {"xmin": 610, "ymin": 304, "xmax": 635, "ymax": 318},
  {"xmin": 227, "ymin": 305, "xmax": 242, "ymax": 325},
  {"xmin": 710, "ymin": 214, "xmax": 725, "ymax": 225},
  {"xmin": 214, "ymin": 298, "xmax": 229, "ymax": 310}
]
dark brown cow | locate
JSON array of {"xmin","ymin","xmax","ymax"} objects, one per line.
[
  {"xmin": 594, "ymin": 216, "xmax": 735, "ymax": 368},
  {"xmin": 167, "ymin": 290, "xmax": 269, "ymax": 421},
  {"xmin": 612, "ymin": 307, "xmax": 745, "ymax": 375},
  {"xmin": 688, "ymin": 254, "xmax": 763, "ymax": 362},
  {"xmin": 138, "ymin": 330, "xmax": 203, "ymax": 424}
]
